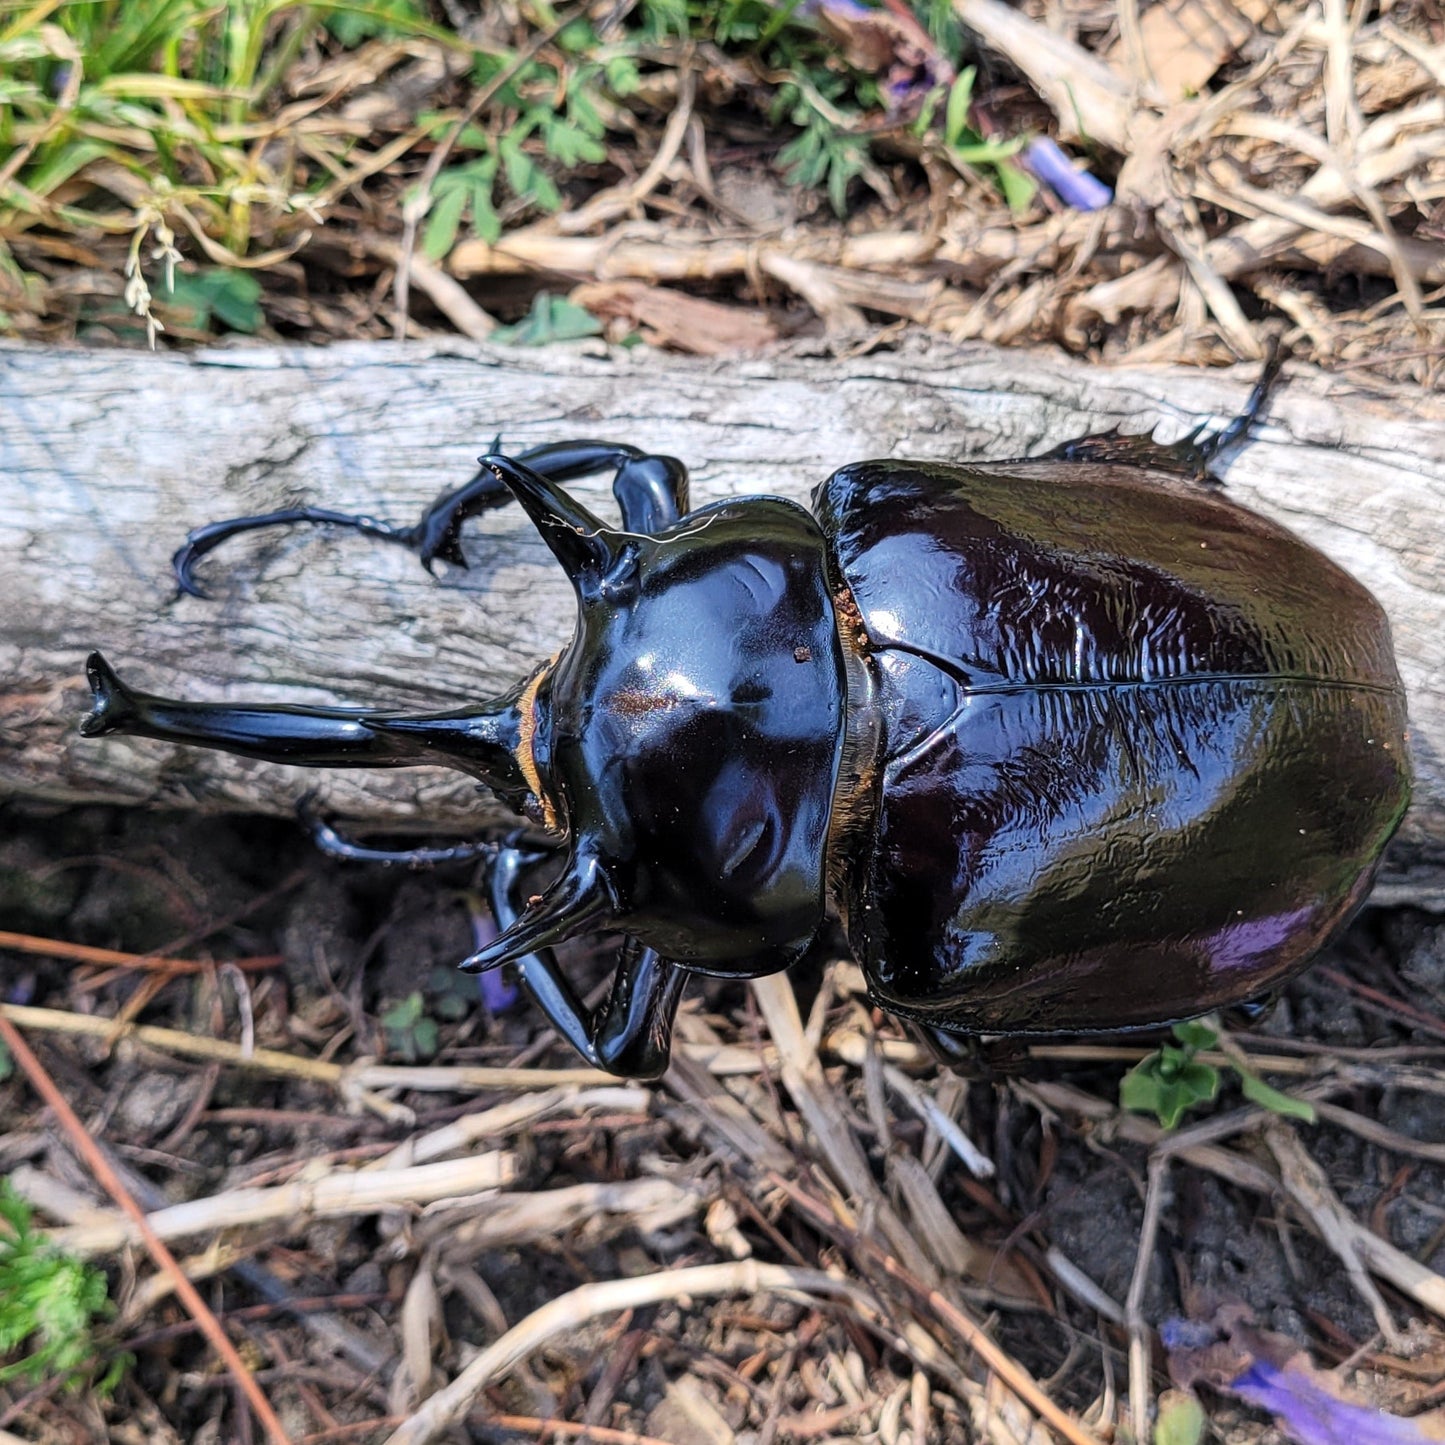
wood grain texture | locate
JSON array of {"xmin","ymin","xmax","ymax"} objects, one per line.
[{"xmin": 3, "ymin": 338, "xmax": 1442, "ymax": 902}]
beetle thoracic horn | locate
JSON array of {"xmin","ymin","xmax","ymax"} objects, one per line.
[
  {"xmin": 479, "ymin": 454, "xmax": 616, "ymax": 588},
  {"xmin": 360, "ymin": 675, "xmax": 530, "ymax": 792},
  {"xmin": 458, "ymin": 853, "xmax": 612, "ymax": 973}
]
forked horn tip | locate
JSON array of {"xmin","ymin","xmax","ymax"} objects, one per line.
[{"xmin": 80, "ymin": 652, "xmax": 138, "ymax": 737}]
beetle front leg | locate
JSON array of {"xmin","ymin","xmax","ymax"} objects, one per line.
[
  {"xmin": 174, "ymin": 442, "xmax": 691, "ymax": 595},
  {"xmin": 484, "ymin": 843, "xmax": 686, "ymax": 1079},
  {"xmin": 411, "ymin": 443, "xmax": 689, "ymax": 569}
]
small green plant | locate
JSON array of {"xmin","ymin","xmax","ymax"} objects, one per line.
[
  {"xmin": 491, "ymin": 290, "xmax": 603, "ymax": 346},
  {"xmin": 160, "ymin": 267, "xmax": 264, "ymax": 334},
  {"xmin": 1120, "ymin": 1019, "xmax": 1222, "ymax": 1129},
  {"xmin": 4, "ymin": 0, "xmax": 1042, "ymax": 337},
  {"xmin": 425, "ymin": 964, "xmax": 474, "ymax": 1023},
  {"xmin": 380, "ymin": 991, "xmax": 439, "ymax": 1062},
  {"xmin": 775, "ymin": 100, "xmax": 870, "ymax": 218},
  {"xmin": 0, "ymin": 1183, "xmax": 123, "ymax": 1393},
  {"xmin": 419, "ymin": 24, "xmax": 631, "ymax": 263},
  {"xmin": 1121, "ymin": 1018, "xmax": 1316, "ymax": 1130},
  {"xmin": 1154, "ymin": 1390, "xmax": 1207, "ymax": 1445},
  {"xmin": 936, "ymin": 67, "xmax": 1034, "ymax": 210},
  {"xmin": 638, "ymin": 0, "xmax": 1029, "ymax": 217},
  {"xmin": 0, "ymin": 0, "xmax": 460, "ymax": 337}
]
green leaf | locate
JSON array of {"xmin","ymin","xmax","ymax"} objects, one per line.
[
  {"xmin": 1120, "ymin": 1050, "xmax": 1220, "ymax": 1129},
  {"xmin": 996, "ymin": 160, "xmax": 1038, "ymax": 213},
  {"xmin": 204, "ymin": 271, "xmax": 262, "ymax": 333},
  {"xmin": 380, "ymin": 991, "xmax": 439, "ymax": 1062},
  {"xmin": 566, "ymin": 84, "xmax": 607, "ymax": 140},
  {"xmin": 0, "ymin": 1041, "xmax": 11, "ymax": 1084},
  {"xmin": 492, "ymin": 291, "xmax": 602, "ymax": 346},
  {"xmin": 423, "ymin": 184, "xmax": 468, "ymax": 261},
  {"xmin": 324, "ymin": 0, "xmax": 428, "ymax": 47},
  {"xmin": 1239, "ymin": 1071, "xmax": 1316, "ymax": 1122},
  {"xmin": 427, "ymin": 964, "xmax": 473, "ymax": 1021},
  {"xmin": 500, "ymin": 135, "xmax": 563, "ymax": 213},
  {"xmin": 470, "ymin": 183, "xmax": 501, "ymax": 244},
  {"xmin": 160, "ymin": 268, "xmax": 262, "ymax": 334},
  {"xmin": 605, "ymin": 55, "xmax": 641, "ymax": 96},
  {"xmin": 778, "ymin": 118, "xmax": 865, "ymax": 216},
  {"xmin": 777, "ymin": 126, "xmax": 823, "ymax": 186},
  {"xmin": 542, "ymin": 116, "xmax": 606, "ymax": 168},
  {"xmin": 556, "ymin": 18, "xmax": 599, "ymax": 53},
  {"xmin": 639, "ymin": 0, "xmax": 690, "ymax": 38},
  {"xmin": 944, "ymin": 66, "xmax": 976, "ymax": 149},
  {"xmin": 411, "ymin": 1017, "xmax": 439, "ymax": 1057},
  {"xmin": 949, "ymin": 135, "xmax": 1027, "ymax": 165},
  {"xmin": 381, "ymin": 993, "xmax": 421, "ymax": 1028},
  {"xmin": 827, "ymin": 151, "xmax": 850, "ymax": 216},
  {"xmin": 1171, "ymin": 1018, "xmax": 1220, "ymax": 1051},
  {"xmin": 1154, "ymin": 1391, "xmax": 1207, "ymax": 1445}
]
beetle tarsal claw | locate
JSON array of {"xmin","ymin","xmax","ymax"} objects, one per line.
[{"xmin": 458, "ymin": 856, "xmax": 611, "ymax": 972}]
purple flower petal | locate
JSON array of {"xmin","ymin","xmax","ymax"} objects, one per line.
[
  {"xmin": 1230, "ymin": 1362, "xmax": 1433, "ymax": 1445},
  {"xmin": 809, "ymin": 0, "xmax": 876, "ymax": 18},
  {"xmin": 1160, "ymin": 1317, "xmax": 1220, "ymax": 1351},
  {"xmin": 1024, "ymin": 137, "xmax": 1113, "ymax": 211},
  {"xmin": 469, "ymin": 908, "xmax": 519, "ymax": 1012}
]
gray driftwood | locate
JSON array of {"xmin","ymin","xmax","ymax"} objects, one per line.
[{"xmin": 3, "ymin": 338, "xmax": 1443, "ymax": 905}]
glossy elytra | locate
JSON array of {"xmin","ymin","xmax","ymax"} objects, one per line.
[{"xmin": 82, "ymin": 360, "xmax": 1412, "ymax": 1078}]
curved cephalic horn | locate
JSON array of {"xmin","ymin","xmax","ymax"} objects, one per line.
[
  {"xmin": 459, "ymin": 852, "xmax": 613, "ymax": 973},
  {"xmin": 80, "ymin": 652, "xmax": 529, "ymax": 796},
  {"xmin": 479, "ymin": 454, "xmax": 615, "ymax": 588}
]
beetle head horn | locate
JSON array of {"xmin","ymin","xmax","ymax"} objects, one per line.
[
  {"xmin": 459, "ymin": 851, "xmax": 612, "ymax": 972},
  {"xmin": 80, "ymin": 652, "xmax": 141, "ymax": 737},
  {"xmin": 479, "ymin": 454, "xmax": 617, "ymax": 592}
]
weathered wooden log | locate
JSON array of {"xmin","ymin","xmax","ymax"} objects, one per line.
[{"xmin": 3, "ymin": 338, "xmax": 1443, "ymax": 904}]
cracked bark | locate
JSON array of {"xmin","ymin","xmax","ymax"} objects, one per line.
[{"xmin": 3, "ymin": 338, "xmax": 1443, "ymax": 903}]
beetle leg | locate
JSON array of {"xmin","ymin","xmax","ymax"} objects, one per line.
[
  {"xmin": 608, "ymin": 453, "xmax": 689, "ymax": 530},
  {"xmin": 1038, "ymin": 339, "xmax": 1287, "ymax": 483},
  {"xmin": 911, "ymin": 1024, "xmax": 1031, "ymax": 1079},
  {"xmin": 507, "ymin": 442, "xmax": 689, "ymax": 527},
  {"xmin": 591, "ymin": 941, "xmax": 689, "ymax": 1079},
  {"xmin": 174, "ymin": 506, "xmax": 419, "ymax": 598},
  {"xmin": 485, "ymin": 843, "xmax": 686, "ymax": 1079},
  {"xmin": 412, "ymin": 444, "xmax": 689, "ymax": 567},
  {"xmin": 174, "ymin": 442, "xmax": 691, "ymax": 594},
  {"xmin": 299, "ymin": 798, "xmax": 496, "ymax": 869}
]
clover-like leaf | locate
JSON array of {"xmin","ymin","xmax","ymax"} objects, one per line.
[{"xmin": 1121, "ymin": 1048, "xmax": 1221, "ymax": 1129}]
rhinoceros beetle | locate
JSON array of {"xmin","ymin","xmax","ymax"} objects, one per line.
[{"xmin": 82, "ymin": 358, "xmax": 1411, "ymax": 1079}]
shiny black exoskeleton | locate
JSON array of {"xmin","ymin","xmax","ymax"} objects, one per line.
[{"xmin": 81, "ymin": 364, "xmax": 1412, "ymax": 1078}]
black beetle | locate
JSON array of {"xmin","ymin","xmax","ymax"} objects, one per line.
[{"xmin": 81, "ymin": 361, "xmax": 1411, "ymax": 1078}]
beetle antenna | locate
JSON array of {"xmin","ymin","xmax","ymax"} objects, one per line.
[
  {"xmin": 458, "ymin": 854, "xmax": 612, "ymax": 972},
  {"xmin": 478, "ymin": 454, "xmax": 616, "ymax": 590}
]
